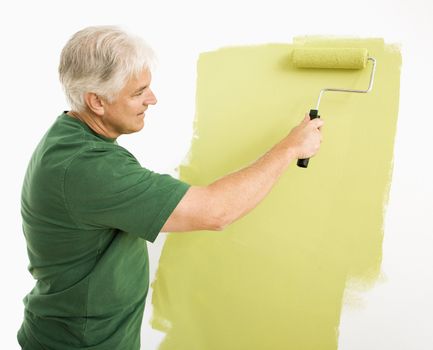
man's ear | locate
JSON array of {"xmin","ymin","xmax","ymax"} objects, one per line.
[{"xmin": 84, "ymin": 92, "xmax": 105, "ymax": 116}]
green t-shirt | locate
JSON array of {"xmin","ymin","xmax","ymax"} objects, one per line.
[{"xmin": 18, "ymin": 112, "xmax": 190, "ymax": 349}]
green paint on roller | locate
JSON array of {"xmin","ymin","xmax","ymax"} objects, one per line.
[{"xmin": 292, "ymin": 48, "xmax": 368, "ymax": 69}]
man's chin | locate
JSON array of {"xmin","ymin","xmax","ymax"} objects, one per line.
[{"xmin": 125, "ymin": 121, "xmax": 145, "ymax": 134}]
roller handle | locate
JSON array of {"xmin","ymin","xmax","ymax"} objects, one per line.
[{"xmin": 297, "ymin": 109, "xmax": 320, "ymax": 168}]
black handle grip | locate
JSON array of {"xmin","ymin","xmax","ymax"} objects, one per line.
[{"xmin": 297, "ymin": 109, "xmax": 320, "ymax": 168}]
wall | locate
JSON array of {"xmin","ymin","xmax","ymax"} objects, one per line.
[{"xmin": 1, "ymin": 0, "xmax": 432, "ymax": 349}]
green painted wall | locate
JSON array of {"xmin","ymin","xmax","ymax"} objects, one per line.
[{"xmin": 151, "ymin": 37, "xmax": 401, "ymax": 350}]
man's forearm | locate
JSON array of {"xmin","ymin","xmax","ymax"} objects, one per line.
[{"xmin": 207, "ymin": 139, "xmax": 297, "ymax": 229}]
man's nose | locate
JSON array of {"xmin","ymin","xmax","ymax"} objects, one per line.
[{"xmin": 145, "ymin": 89, "xmax": 157, "ymax": 105}]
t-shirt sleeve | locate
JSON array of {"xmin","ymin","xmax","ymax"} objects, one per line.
[{"xmin": 63, "ymin": 146, "xmax": 190, "ymax": 242}]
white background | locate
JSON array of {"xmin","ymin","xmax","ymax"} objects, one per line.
[{"xmin": 1, "ymin": 1, "xmax": 432, "ymax": 349}]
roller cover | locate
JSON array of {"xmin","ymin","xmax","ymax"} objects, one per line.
[{"xmin": 292, "ymin": 48, "xmax": 368, "ymax": 69}]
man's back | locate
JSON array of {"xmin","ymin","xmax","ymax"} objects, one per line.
[{"xmin": 18, "ymin": 112, "xmax": 189, "ymax": 349}]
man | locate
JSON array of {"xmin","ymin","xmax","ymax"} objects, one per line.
[{"xmin": 18, "ymin": 26, "xmax": 323, "ymax": 349}]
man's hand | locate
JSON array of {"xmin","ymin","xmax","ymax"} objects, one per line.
[{"xmin": 282, "ymin": 113, "xmax": 324, "ymax": 160}]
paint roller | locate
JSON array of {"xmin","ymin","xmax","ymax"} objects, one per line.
[{"xmin": 292, "ymin": 47, "xmax": 377, "ymax": 168}]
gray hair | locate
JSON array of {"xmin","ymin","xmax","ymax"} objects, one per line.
[{"xmin": 59, "ymin": 26, "xmax": 156, "ymax": 112}]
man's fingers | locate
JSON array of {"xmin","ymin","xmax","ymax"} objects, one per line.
[
  {"xmin": 303, "ymin": 113, "xmax": 324, "ymax": 127},
  {"xmin": 310, "ymin": 118, "xmax": 324, "ymax": 129}
]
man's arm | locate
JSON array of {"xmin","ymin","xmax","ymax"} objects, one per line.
[{"xmin": 161, "ymin": 114, "xmax": 324, "ymax": 232}]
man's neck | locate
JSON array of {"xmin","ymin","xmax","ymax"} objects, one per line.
[{"xmin": 67, "ymin": 110, "xmax": 118, "ymax": 139}]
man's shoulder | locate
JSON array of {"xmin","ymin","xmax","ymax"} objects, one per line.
[
  {"xmin": 71, "ymin": 141, "xmax": 136, "ymax": 161},
  {"xmin": 65, "ymin": 142, "xmax": 140, "ymax": 178}
]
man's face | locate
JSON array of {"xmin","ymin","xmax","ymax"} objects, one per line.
[{"xmin": 101, "ymin": 68, "xmax": 157, "ymax": 137}]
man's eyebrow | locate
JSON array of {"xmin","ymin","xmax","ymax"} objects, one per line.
[{"xmin": 133, "ymin": 85, "xmax": 148, "ymax": 93}]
